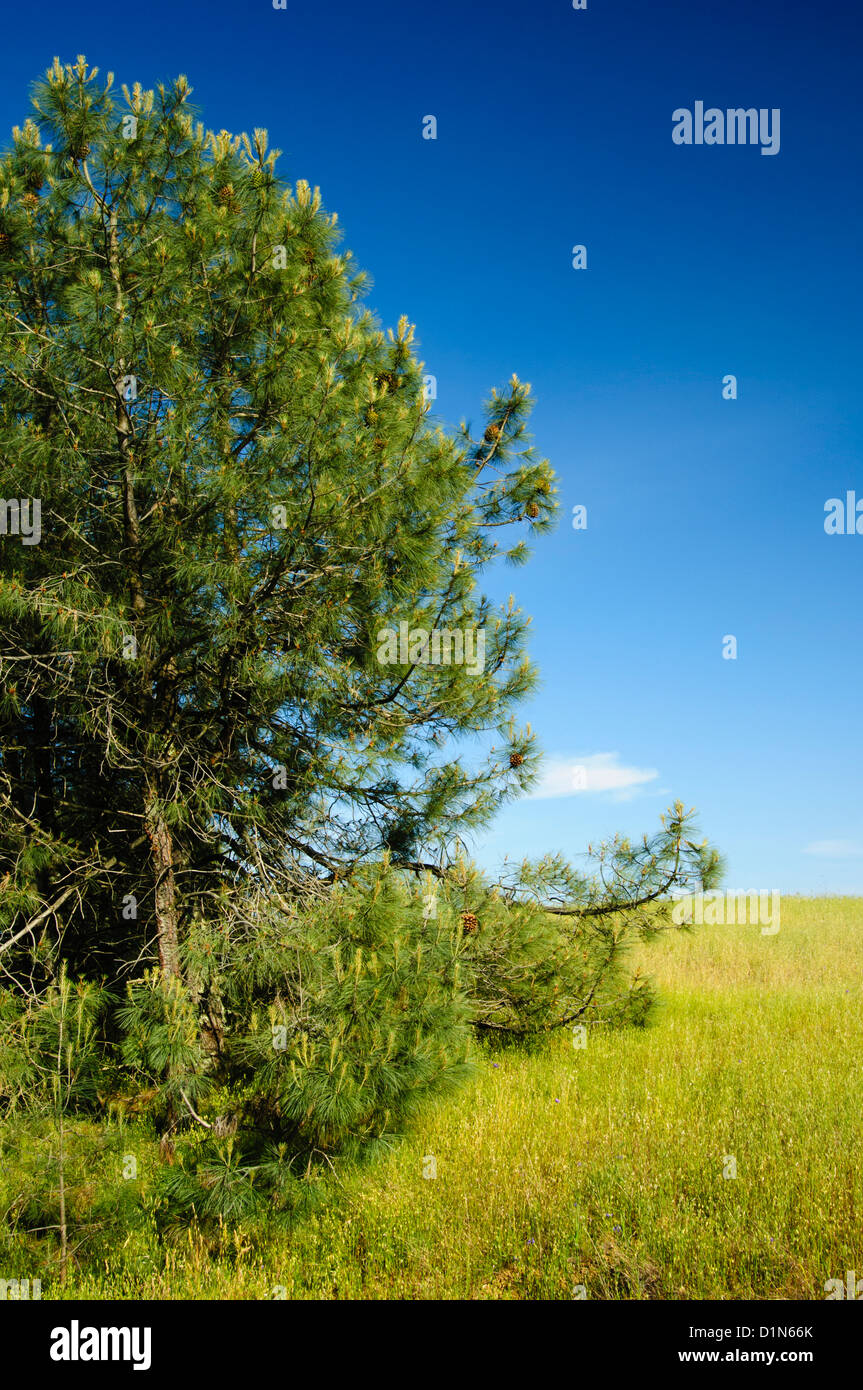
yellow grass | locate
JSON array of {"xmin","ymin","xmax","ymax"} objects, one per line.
[{"xmin": 10, "ymin": 897, "xmax": 862, "ymax": 1300}]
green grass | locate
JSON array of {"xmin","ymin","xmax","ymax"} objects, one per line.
[{"xmin": 3, "ymin": 896, "xmax": 861, "ymax": 1299}]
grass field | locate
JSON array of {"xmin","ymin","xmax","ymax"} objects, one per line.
[{"xmin": 3, "ymin": 896, "xmax": 861, "ymax": 1300}]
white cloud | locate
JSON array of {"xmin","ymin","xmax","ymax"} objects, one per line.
[
  {"xmin": 528, "ymin": 752, "xmax": 660, "ymax": 801},
  {"xmin": 803, "ymin": 839, "xmax": 863, "ymax": 859}
]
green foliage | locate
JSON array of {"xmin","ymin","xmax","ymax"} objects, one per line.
[
  {"xmin": 223, "ymin": 864, "xmax": 474, "ymax": 1155},
  {"xmin": 0, "ymin": 56, "xmax": 556, "ymax": 988},
  {"xmin": 0, "ymin": 1112, "xmax": 143, "ymax": 1272},
  {"xmin": 0, "ymin": 966, "xmax": 110, "ymax": 1115},
  {"xmin": 0, "ymin": 60, "xmax": 724, "ymax": 1234},
  {"xmin": 155, "ymin": 1137, "xmax": 272, "ymax": 1227},
  {"xmin": 0, "ymin": 965, "xmax": 115, "ymax": 1279},
  {"xmin": 116, "ymin": 970, "xmax": 211, "ymax": 1116},
  {"xmin": 457, "ymin": 802, "xmax": 723, "ymax": 1038}
]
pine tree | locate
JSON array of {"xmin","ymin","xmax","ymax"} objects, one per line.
[
  {"xmin": 0, "ymin": 62, "xmax": 721, "ymax": 1185},
  {"xmin": 0, "ymin": 58, "xmax": 555, "ymax": 990}
]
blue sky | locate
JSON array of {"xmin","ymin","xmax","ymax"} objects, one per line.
[{"xmin": 3, "ymin": 0, "xmax": 862, "ymax": 891}]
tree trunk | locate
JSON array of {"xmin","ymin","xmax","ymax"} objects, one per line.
[
  {"xmin": 144, "ymin": 794, "xmax": 181, "ymax": 980},
  {"xmin": 197, "ymin": 985, "xmax": 226, "ymax": 1074}
]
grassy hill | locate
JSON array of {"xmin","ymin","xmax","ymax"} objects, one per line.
[{"xmin": 2, "ymin": 897, "xmax": 860, "ymax": 1299}]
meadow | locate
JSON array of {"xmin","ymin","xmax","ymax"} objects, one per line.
[{"xmin": 2, "ymin": 896, "xmax": 860, "ymax": 1300}]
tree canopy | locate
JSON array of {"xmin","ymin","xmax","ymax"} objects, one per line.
[{"xmin": 0, "ymin": 57, "xmax": 563, "ymax": 984}]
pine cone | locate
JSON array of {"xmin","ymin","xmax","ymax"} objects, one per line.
[
  {"xmin": 525, "ymin": 502, "xmax": 540, "ymax": 519},
  {"xmin": 509, "ymin": 752, "xmax": 524, "ymax": 768},
  {"xmin": 21, "ymin": 193, "xmax": 40, "ymax": 212},
  {"xmin": 460, "ymin": 911, "xmax": 479, "ymax": 935},
  {"xmin": 216, "ymin": 184, "xmax": 240, "ymax": 212},
  {"xmin": 484, "ymin": 423, "xmax": 501, "ymax": 443}
]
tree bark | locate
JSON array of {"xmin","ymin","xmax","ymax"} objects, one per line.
[{"xmin": 144, "ymin": 794, "xmax": 181, "ymax": 980}]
